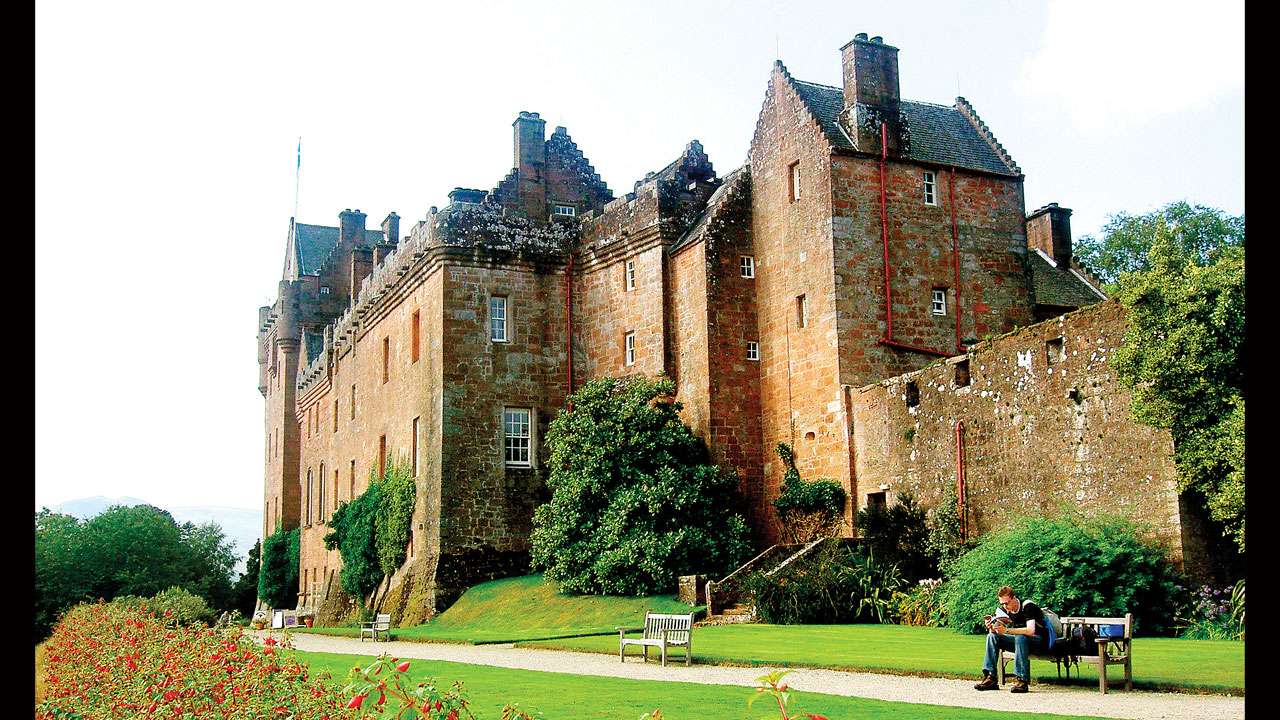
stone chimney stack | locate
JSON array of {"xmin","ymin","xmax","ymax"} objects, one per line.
[
  {"xmin": 1026, "ymin": 203, "xmax": 1074, "ymax": 267},
  {"xmin": 339, "ymin": 208, "xmax": 367, "ymax": 247},
  {"xmin": 513, "ymin": 111, "xmax": 548, "ymax": 220},
  {"xmin": 840, "ymin": 34, "xmax": 904, "ymax": 155},
  {"xmin": 381, "ymin": 211, "xmax": 400, "ymax": 245}
]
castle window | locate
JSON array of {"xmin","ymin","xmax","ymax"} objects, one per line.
[
  {"xmin": 747, "ymin": 341, "xmax": 759, "ymax": 361},
  {"xmin": 625, "ymin": 332, "xmax": 636, "ymax": 366},
  {"xmin": 332, "ymin": 468, "xmax": 339, "ymax": 513},
  {"xmin": 625, "ymin": 260, "xmax": 636, "ymax": 291},
  {"xmin": 905, "ymin": 380, "xmax": 920, "ymax": 407},
  {"xmin": 1046, "ymin": 337, "xmax": 1065, "ymax": 365},
  {"xmin": 382, "ymin": 337, "xmax": 390, "ymax": 383},
  {"xmin": 923, "ymin": 171, "xmax": 937, "ymax": 206},
  {"xmin": 333, "ymin": 399, "xmax": 338, "ymax": 432},
  {"xmin": 318, "ymin": 463, "xmax": 326, "ymax": 521},
  {"xmin": 740, "ymin": 256, "xmax": 755, "ymax": 278},
  {"xmin": 932, "ymin": 289, "xmax": 947, "ymax": 315},
  {"xmin": 796, "ymin": 294, "xmax": 808, "ymax": 328},
  {"xmin": 378, "ymin": 435, "xmax": 387, "ymax": 480},
  {"xmin": 350, "ymin": 384, "xmax": 356, "ymax": 419},
  {"xmin": 411, "ymin": 310, "xmax": 420, "ymax": 363},
  {"xmin": 412, "ymin": 417, "xmax": 420, "ymax": 477},
  {"xmin": 954, "ymin": 358, "xmax": 971, "ymax": 388},
  {"xmin": 349, "ymin": 459, "xmax": 355, "ymax": 499},
  {"xmin": 490, "ymin": 296, "xmax": 508, "ymax": 342},
  {"xmin": 553, "ymin": 204, "xmax": 576, "ymax": 217},
  {"xmin": 320, "ymin": 286, "xmax": 331, "ymax": 295},
  {"xmin": 305, "ymin": 469, "xmax": 313, "ymax": 526},
  {"xmin": 866, "ymin": 491, "xmax": 887, "ymax": 510},
  {"xmin": 504, "ymin": 408, "xmax": 532, "ymax": 467},
  {"xmin": 789, "ymin": 161, "xmax": 801, "ymax": 202}
]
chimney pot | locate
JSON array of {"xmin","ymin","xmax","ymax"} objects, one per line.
[
  {"xmin": 870, "ymin": 35, "xmax": 883, "ymax": 43},
  {"xmin": 855, "ymin": 32, "xmax": 868, "ymax": 40}
]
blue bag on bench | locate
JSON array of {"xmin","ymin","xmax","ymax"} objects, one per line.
[{"xmin": 1098, "ymin": 624, "xmax": 1125, "ymax": 638}]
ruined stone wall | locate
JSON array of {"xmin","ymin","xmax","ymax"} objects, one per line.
[
  {"xmin": 848, "ymin": 300, "xmax": 1201, "ymax": 573},
  {"xmin": 748, "ymin": 66, "xmax": 848, "ymax": 543}
]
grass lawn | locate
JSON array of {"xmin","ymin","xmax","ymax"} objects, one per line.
[
  {"xmin": 296, "ymin": 649, "xmax": 1110, "ymax": 720},
  {"xmin": 520, "ymin": 625, "xmax": 1244, "ymax": 695},
  {"xmin": 298, "ymin": 574, "xmax": 699, "ymax": 644}
]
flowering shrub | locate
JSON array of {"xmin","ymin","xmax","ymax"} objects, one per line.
[
  {"xmin": 37, "ymin": 601, "xmax": 357, "ymax": 719},
  {"xmin": 896, "ymin": 578, "xmax": 948, "ymax": 627},
  {"xmin": 1176, "ymin": 580, "xmax": 1244, "ymax": 640}
]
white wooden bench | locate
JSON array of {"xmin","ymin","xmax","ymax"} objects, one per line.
[
  {"xmin": 617, "ymin": 612, "xmax": 695, "ymax": 667},
  {"xmin": 359, "ymin": 613, "xmax": 392, "ymax": 642},
  {"xmin": 998, "ymin": 613, "xmax": 1132, "ymax": 693}
]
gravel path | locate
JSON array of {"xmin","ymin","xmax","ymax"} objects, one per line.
[{"xmin": 260, "ymin": 631, "xmax": 1243, "ymax": 720}]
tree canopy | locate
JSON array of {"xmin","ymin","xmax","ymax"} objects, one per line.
[
  {"xmin": 1075, "ymin": 201, "xmax": 1244, "ymax": 286},
  {"xmin": 530, "ymin": 376, "xmax": 753, "ymax": 595},
  {"xmin": 1108, "ymin": 206, "xmax": 1245, "ymax": 552}
]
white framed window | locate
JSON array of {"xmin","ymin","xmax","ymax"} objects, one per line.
[
  {"xmin": 503, "ymin": 408, "xmax": 532, "ymax": 466},
  {"xmin": 789, "ymin": 161, "xmax": 801, "ymax": 202},
  {"xmin": 747, "ymin": 341, "xmax": 759, "ymax": 361},
  {"xmin": 490, "ymin": 296, "xmax": 508, "ymax": 342},
  {"xmin": 923, "ymin": 171, "xmax": 937, "ymax": 206},
  {"xmin": 625, "ymin": 332, "xmax": 636, "ymax": 366},
  {"xmin": 319, "ymin": 286, "xmax": 331, "ymax": 295},
  {"xmin": 931, "ymin": 289, "xmax": 947, "ymax": 315},
  {"xmin": 625, "ymin": 260, "xmax": 636, "ymax": 291},
  {"xmin": 740, "ymin": 255, "xmax": 755, "ymax": 278},
  {"xmin": 553, "ymin": 204, "xmax": 576, "ymax": 217}
]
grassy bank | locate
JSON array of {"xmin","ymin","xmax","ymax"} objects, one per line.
[
  {"xmin": 520, "ymin": 624, "xmax": 1244, "ymax": 695},
  {"xmin": 300, "ymin": 574, "xmax": 699, "ymax": 644},
  {"xmin": 297, "ymin": 649, "xmax": 1111, "ymax": 720}
]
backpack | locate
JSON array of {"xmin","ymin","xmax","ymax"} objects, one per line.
[{"xmin": 1040, "ymin": 608, "xmax": 1062, "ymax": 651}]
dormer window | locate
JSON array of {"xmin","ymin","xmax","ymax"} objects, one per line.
[
  {"xmin": 553, "ymin": 204, "xmax": 576, "ymax": 217},
  {"xmin": 923, "ymin": 171, "xmax": 937, "ymax": 206}
]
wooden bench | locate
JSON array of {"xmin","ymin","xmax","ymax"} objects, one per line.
[
  {"xmin": 359, "ymin": 613, "xmax": 392, "ymax": 642},
  {"xmin": 617, "ymin": 612, "xmax": 695, "ymax": 667},
  {"xmin": 998, "ymin": 613, "xmax": 1132, "ymax": 693}
]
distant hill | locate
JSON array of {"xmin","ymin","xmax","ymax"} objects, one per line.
[{"xmin": 48, "ymin": 496, "xmax": 262, "ymax": 573}]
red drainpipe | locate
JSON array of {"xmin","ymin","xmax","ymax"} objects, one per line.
[
  {"xmin": 565, "ymin": 250, "xmax": 575, "ymax": 411},
  {"xmin": 955, "ymin": 419, "xmax": 968, "ymax": 541},
  {"xmin": 949, "ymin": 167, "xmax": 964, "ymax": 354}
]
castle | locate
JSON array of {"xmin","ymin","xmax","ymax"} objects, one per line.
[{"xmin": 258, "ymin": 35, "xmax": 1212, "ymax": 623}]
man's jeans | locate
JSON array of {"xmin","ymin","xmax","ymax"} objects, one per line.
[{"xmin": 982, "ymin": 632, "xmax": 1042, "ymax": 681}]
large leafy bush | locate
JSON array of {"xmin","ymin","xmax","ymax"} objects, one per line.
[
  {"xmin": 530, "ymin": 376, "xmax": 752, "ymax": 595},
  {"xmin": 855, "ymin": 493, "xmax": 935, "ymax": 584},
  {"xmin": 772, "ymin": 443, "xmax": 846, "ymax": 543},
  {"xmin": 257, "ymin": 526, "xmax": 300, "ymax": 609},
  {"xmin": 324, "ymin": 478, "xmax": 383, "ymax": 601},
  {"xmin": 375, "ymin": 458, "xmax": 417, "ymax": 577},
  {"xmin": 943, "ymin": 513, "xmax": 1182, "ymax": 635},
  {"xmin": 745, "ymin": 542, "xmax": 902, "ymax": 624}
]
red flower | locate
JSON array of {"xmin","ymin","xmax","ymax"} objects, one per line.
[
  {"xmin": 447, "ymin": 711, "xmax": 458, "ymax": 720},
  {"xmin": 164, "ymin": 610, "xmax": 173, "ymax": 617},
  {"xmin": 347, "ymin": 693, "xmax": 366, "ymax": 709},
  {"xmin": 804, "ymin": 715, "xmax": 830, "ymax": 720},
  {"xmin": 396, "ymin": 661, "xmax": 411, "ymax": 673},
  {"xmin": 263, "ymin": 637, "xmax": 278, "ymax": 646},
  {"xmin": 376, "ymin": 692, "xmax": 386, "ymax": 706}
]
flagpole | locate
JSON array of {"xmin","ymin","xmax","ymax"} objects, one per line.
[{"xmin": 292, "ymin": 137, "xmax": 301, "ymax": 221}]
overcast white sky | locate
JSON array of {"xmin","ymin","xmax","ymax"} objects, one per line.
[{"xmin": 35, "ymin": 0, "xmax": 1243, "ymax": 513}]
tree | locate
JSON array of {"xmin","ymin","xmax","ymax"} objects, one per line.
[
  {"xmin": 34, "ymin": 510, "xmax": 87, "ymax": 642},
  {"xmin": 530, "ymin": 376, "xmax": 753, "ymax": 595},
  {"xmin": 1075, "ymin": 201, "xmax": 1244, "ymax": 287},
  {"xmin": 178, "ymin": 521, "xmax": 238, "ymax": 613},
  {"xmin": 231, "ymin": 539, "xmax": 262, "ymax": 616},
  {"xmin": 78, "ymin": 505, "xmax": 189, "ymax": 599},
  {"xmin": 1111, "ymin": 222, "xmax": 1245, "ymax": 551},
  {"xmin": 258, "ymin": 527, "xmax": 300, "ymax": 609}
]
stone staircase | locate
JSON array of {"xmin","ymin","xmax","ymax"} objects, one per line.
[{"xmin": 702, "ymin": 539, "xmax": 830, "ymax": 624}]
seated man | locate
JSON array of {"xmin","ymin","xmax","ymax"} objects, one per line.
[{"xmin": 974, "ymin": 585, "xmax": 1049, "ymax": 693}]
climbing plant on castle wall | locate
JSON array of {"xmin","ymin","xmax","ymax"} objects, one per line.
[
  {"xmin": 374, "ymin": 457, "xmax": 417, "ymax": 577},
  {"xmin": 530, "ymin": 376, "xmax": 753, "ymax": 595},
  {"xmin": 324, "ymin": 479, "xmax": 382, "ymax": 601},
  {"xmin": 257, "ymin": 526, "xmax": 299, "ymax": 609}
]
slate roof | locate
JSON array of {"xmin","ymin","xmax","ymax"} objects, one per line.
[
  {"xmin": 1028, "ymin": 250, "xmax": 1107, "ymax": 309},
  {"xmin": 294, "ymin": 223, "xmax": 385, "ymax": 276},
  {"xmin": 788, "ymin": 78, "xmax": 1019, "ymax": 177}
]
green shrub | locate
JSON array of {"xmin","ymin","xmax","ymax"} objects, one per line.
[
  {"xmin": 149, "ymin": 586, "xmax": 215, "ymax": 625},
  {"xmin": 325, "ymin": 478, "xmax": 383, "ymax": 601},
  {"xmin": 257, "ymin": 527, "xmax": 299, "ymax": 609},
  {"xmin": 855, "ymin": 493, "xmax": 935, "ymax": 584},
  {"xmin": 896, "ymin": 578, "xmax": 948, "ymax": 627},
  {"xmin": 926, "ymin": 484, "xmax": 974, "ymax": 578},
  {"xmin": 772, "ymin": 443, "xmax": 847, "ymax": 543},
  {"xmin": 530, "ymin": 376, "xmax": 753, "ymax": 595},
  {"xmin": 375, "ymin": 457, "xmax": 417, "ymax": 577},
  {"xmin": 942, "ymin": 513, "xmax": 1182, "ymax": 635},
  {"xmin": 745, "ymin": 542, "xmax": 901, "ymax": 624}
]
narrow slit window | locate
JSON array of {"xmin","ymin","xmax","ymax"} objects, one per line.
[
  {"xmin": 349, "ymin": 460, "xmax": 355, "ymax": 499},
  {"xmin": 747, "ymin": 341, "xmax": 759, "ymax": 361},
  {"xmin": 305, "ymin": 469, "xmax": 313, "ymax": 526},
  {"xmin": 490, "ymin": 296, "xmax": 508, "ymax": 342},
  {"xmin": 382, "ymin": 337, "xmax": 390, "ymax": 383},
  {"xmin": 350, "ymin": 384, "xmax": 356, "ymax": 419},
  {"xmin": 796, "ymin": 294, "xmax": 808, "ymax": 328},
  {"xmin": 411, "ymin": 310, "xmax": 420, "ymax": 363},
  {"xmin": 333, "ymin": 399, "xmax": 338, "ymax": 432},
  {"xmin": 378, "ymin": 435, "xmax": 387, "ymax": 479},
  {"xmin": 625, "ymin": 332, "xmax": 636, "ymax": 366},
  {"xmin": 412, "ymin": 416, "xmax": 420, "ymax": 477},
  {"xmin": 318, "ymin": 463, "xmax": 326, "ymax": 521},
  {"xmin": 504, "ymin": 408, "xmax": 532, "ymax": 467},
  {"xmin": 789, "ymin": 161, "xmax": 801, "ymax": 202},
  {"xmin": 740, "ymin": 255, "xmax": 755, "ymax": 278}
]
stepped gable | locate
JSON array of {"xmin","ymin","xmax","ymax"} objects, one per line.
[
  {"xmin": 646, "ymin": 139, "xmax": 721, "ymax": 239},
  {"xmin": 672, "ymin": 164, "xmax": 750, "ymax": 254},
  {"xmin": 785, "ymin": 74, "xmax": 1020, "ymax": 177},
  {"xmin": 545, "ymin": 126, "xmax": 614, "ymax": 207}
]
